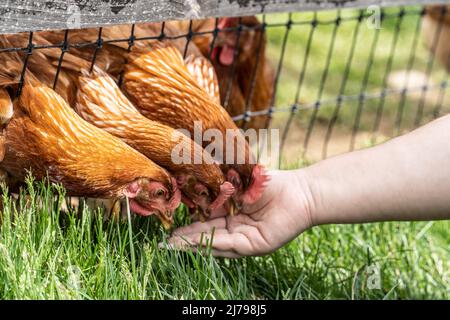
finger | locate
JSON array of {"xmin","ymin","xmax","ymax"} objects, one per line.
[
  {"xmin": 163, "ymin": 234, "xmax": 195, "ymax": 249},
  {"xmin": 159, "ymin": 239, "xmax": 242, "ymax": 258},
  {"xmin": 184, "ymin": 232, "xmax": 234, "ymax": 250},
  {"xmin": 192, "ymin": 247, "xmax": 242, "ymax": 259},
  {"xmin": 172, "ymin": 217, "xmax": 226, "ymax": 236},
  {"xmin": 190, "ymin": 205, "xmax": 227, "ymax": 222},
  {"xmin": 169, "ymin": 228, "xmax": 229, "ymax": 243},
  {"xmin": 171, "ymin": 231, "xmax": 255, "ymax": 256},
  {"xmin": 165, "ymin": 231, "xmax": 222, "ymax": 249},
  {"xmin": 194, "ymin": 225, "xmax": 272, "ymax": 257},
  {"xmin": 162, "ymin": 231, "xmax": 227, "ymax": 250},
  {"xmin": 209, "ymin": 205, "xmax": 228, "ymax": 219}
]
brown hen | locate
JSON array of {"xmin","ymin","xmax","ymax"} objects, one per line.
[
  {"xmin": 172, "ymin": 16, "xmax": 275, "ymax": 130},
  {"xmin": 422, "ymin": 5, "xmax": 450, "ymax": 72}
]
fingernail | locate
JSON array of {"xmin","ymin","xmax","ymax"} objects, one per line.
[{"xmin": 158, "ymin": 242, "xmax": 176, "ymax": 250}]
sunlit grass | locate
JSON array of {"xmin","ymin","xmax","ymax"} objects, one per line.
[{"xmin": 0, "ymin": 179, "xmax": 447, "ymax": 299}]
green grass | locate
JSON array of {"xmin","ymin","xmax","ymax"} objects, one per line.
[{"xmin": 0, "ymin": 179, "xmax": 448, "ymax": 299}]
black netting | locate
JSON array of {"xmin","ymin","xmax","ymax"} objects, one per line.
[{"xmin": 1, "ymin": 5, "xmax": 449, "ymax": 166}]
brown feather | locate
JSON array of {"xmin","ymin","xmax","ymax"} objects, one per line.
[
  {"xmin": 122, "ymin": 43, "xmax": 256, "ymax": 185},
  {"xmin": 174, "ymin": 16, "xmax": 275, "ymax": 130},
  {"xmin": 422, "ymin": 5, "xmax": 450, "ymax": 72},
  {"xmin": 184, "ymin": 54, "xmax": 221, "ymax": 104},
  {"xmin": 0, "ymin": 88, "xmax": 13, "ymax": 125},
  {"xmin": 74, "ymin": 64, "xmax": 227, "ymax": 198},
  {"xmin": 22, "ymin": 42, "xmax": 227, "ymax": 200},
  {"xmin": 1, "ymin": 82, "xmax": 171, "ymax": 198}
]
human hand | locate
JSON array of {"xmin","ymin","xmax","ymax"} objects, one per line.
[{"xmin": 164, "ymin": 170, "xmax": 314, "ymax": 258}]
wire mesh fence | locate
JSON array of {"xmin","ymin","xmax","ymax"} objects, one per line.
[{"xmin": 0, "ymin": 3, "xmax": 448, "ymax": 168}]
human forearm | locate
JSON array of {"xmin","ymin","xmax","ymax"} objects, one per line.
[
  {"xmin": 301, "ymin": 114, "xmax": 450, "ymax": 226},
  {"xmin": 166, "ymin": 115, "xmax": 450, "ymax": 257}
]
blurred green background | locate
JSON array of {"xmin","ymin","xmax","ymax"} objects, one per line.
[{"xmin": 265, "ymin": 6, "xmax": 449, "ymax": 162}]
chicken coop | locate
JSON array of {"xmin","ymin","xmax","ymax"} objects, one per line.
[{"xmin": 0, "ymin": 0, "xmax": 449, "ymax": 167}]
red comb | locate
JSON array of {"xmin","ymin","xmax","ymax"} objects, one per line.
[
  {"xmin": 211, "ymin": 17, "xmax": 237, "ymax": 63},
  {"xmin": 181, "ymin": 194, "xmax": 196, "ymax": 208},
  {"xmin": 241, "ymin": 164, "xmax": 270, "ymax": 204},
  {"xmin": 210, "ymin": 46, "xmax": 220, "ymax": 61},
  {"xmin": 169, "ymin": 177, "xmax": 182, "ymax": 211},
  {"xmin": 211, "ymin": 18, "xmax": 230, "ymax": 61},
  {"xmin": 209, "ymin": 181, "xmax": 235, "ymax": 210},
  {"xmin": 218, "ymin": 17, "xmax": 231, "ymax": 30}
]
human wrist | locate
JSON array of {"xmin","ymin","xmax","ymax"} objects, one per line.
[{"xmin": 290, "ymin": 168, "xmax": 317, "ymax": 230}]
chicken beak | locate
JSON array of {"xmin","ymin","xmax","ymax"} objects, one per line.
[
  {"xmin": 198, "ymin": 207, "xmax": 211, "ymax": 222},
  {"xmin": 161, "ymin": 219, "xmax": 172, "ymax": 230},
  {"xmin": 159, "ymin": 210, "xmax": 174, "ymax": 230},
  {"xmin": 110, "ymin": 198, "xmax": 122, "ymax": 221},
  {"xmin": 227, "ymin": 198, "xmax": 242, "ymax": 216},
  {"xmin": 229, "ymin": 199, "xmax": 236, "ymax": 216},
  {"xmin": 199, "ymin": 212, "xmax": 207, "ymax": 222},
  {"xmin": 187, "ymin": 205, "xmax": 210, "ymax": 222}
]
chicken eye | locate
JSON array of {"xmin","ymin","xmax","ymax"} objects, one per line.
[{"xmin": 155, "ymin": 189, "xmax": 166, "ymax": 197}]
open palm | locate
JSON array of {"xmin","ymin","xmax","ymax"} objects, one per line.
[{"xmin": 165, "ymin": 170, "xmax": 313, "ymax": 258}]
